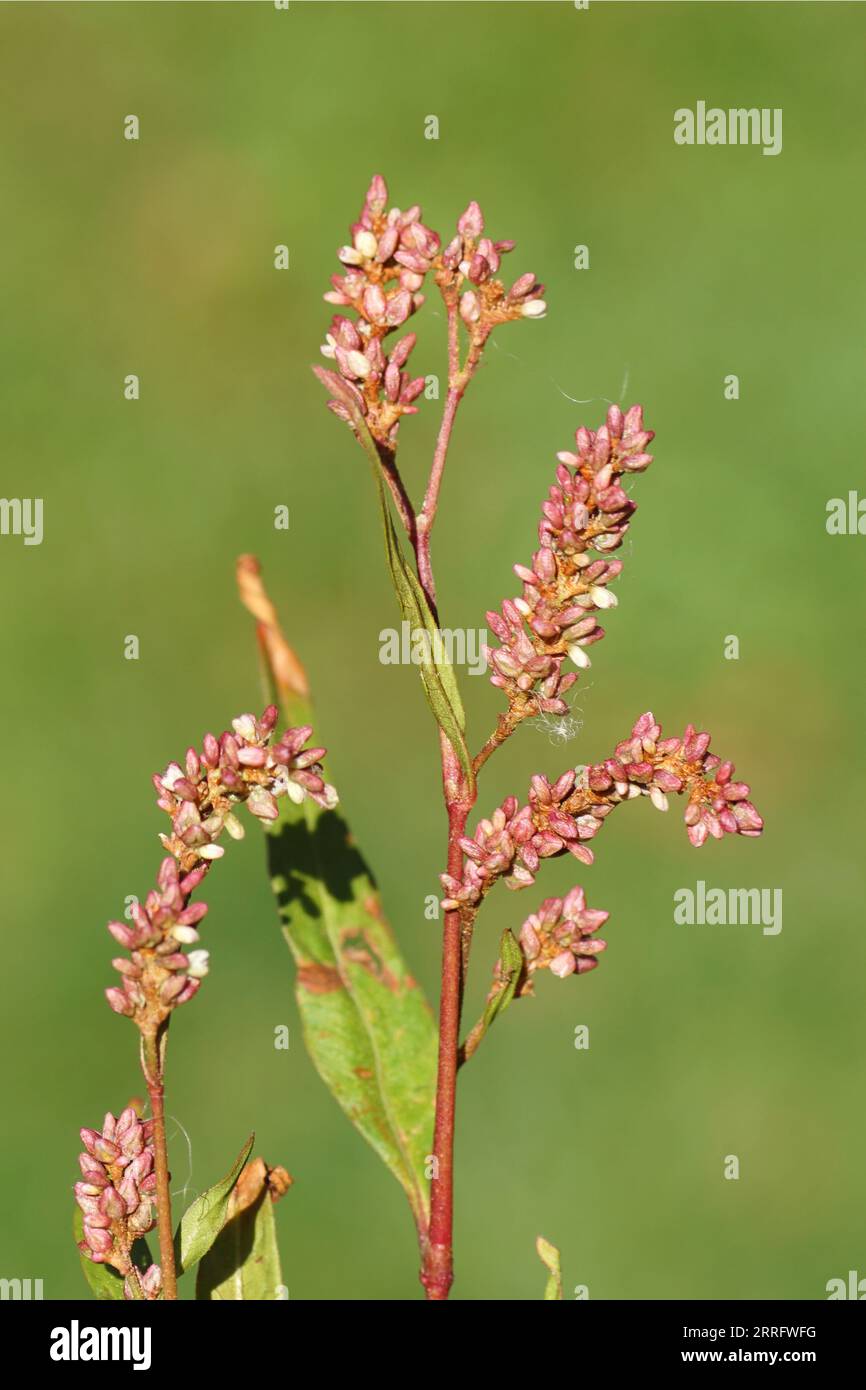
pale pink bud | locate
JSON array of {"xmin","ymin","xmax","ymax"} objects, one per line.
[
  {"xmin": 550, "ymin": 951, "xmax": 577, "ymax": 979},
  {"xmin": 84, "ymin": 1226, "xmax": 114, "ymax": 1255},
  {"xmin": 457, "ymin": 201, "xmax": 484, "ymax": 238}
]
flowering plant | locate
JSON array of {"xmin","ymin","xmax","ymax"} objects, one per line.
[{"xmin": 75, "ymin": 175, "xmax": 762, "ymax": 1302}]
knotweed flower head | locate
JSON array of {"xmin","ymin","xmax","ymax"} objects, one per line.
[
  {"xmin": 75, "ymin": 1108, "xmax": 162, "ymax": 1299},
  {"xmin": 485, "ymin": 405, "xmax": 654, "ymax": 718},
  {"xmin": 318, "ymin": 177, "xmax": 546, "ymax": 451},
  {"xmin": 320, "ymin": 174, "xmax": 438, "ymax": 444},
  {"xmin": 104, "ymin": 855, "xmax": 211, "ymax": 1022},
  {"xmin": 155, "ymin": 705, "xmax": 336, "ymax": 869},
  {"xmin": 441, "ymin": 711, "xmax": 763, "ymax": 915},
  {"xmin": 438, "ymin": 199, "xmax": 546, "ymax": 331},
  {"xmin": 105, "ymin": 706, "xmax": 337, "ymax": 1026},
  {"xmin": 587, "ymin": 710, "xmax": 764, "ymax": 848},
  {"xmin": 440, "ymin": 770, "xmax": 604, "ymax": 911},
  {"xmin": 519, "ymin": 887, "xmax": 610, "ymax": 980}
]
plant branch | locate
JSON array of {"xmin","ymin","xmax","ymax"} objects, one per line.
[
  {"xmin": 472, "ymin": 706, "xmax": 529, "ymax": 776},
  {"xmin": 416, "ymin": 310, "xmax": 489, "ymax": 609}
]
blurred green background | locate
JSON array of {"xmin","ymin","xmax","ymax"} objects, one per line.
[{"xmin": 1, "ymin": 0, "xmax": 863, "ymax": 1301}]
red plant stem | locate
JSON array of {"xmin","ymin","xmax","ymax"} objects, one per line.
[
  {"xmin": 416, "ymin": 304, "xmax": 487, "ymax": 608},
  {"xmin": 141, "ymin": 1030, "xmax": 178, "ymax": 1300},
  {"xmin": 417, "ymin": 385, "xmax": 461, "ymax": 610},
  {"xmin": 416, "ymin": 306, "xmax": 490, "ymax": 1298},
  {"xmin": 421, "ymin": 787, "xmax": 470, "ymax": 1300}
]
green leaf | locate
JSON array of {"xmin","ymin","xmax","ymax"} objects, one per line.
[
  {"xmin": 460, "ymin": 929, "xmax": 525, "ymax": 1064},
  {"xmin": 267, "ymin": 796, "xmax": 437, "ymax": 1235},
  {"xmin": 378, "ymin": 496, "xmax": 475, "ymax": 797},
  {"xmin": 537, "ymin": 1235, "xmax": 563, "ymax": 1301},
  {"xmin": 174, "ymin": 1134, "xmax": 253, "ymax": 1277},
  {"xmin": 195, "ymin": 1159, "xmax": 286, "ymax": 1301},
  {"xmin": 312, "ymin": 365, "xmax": 475, "ymax": 796},
  {"xmin": 73, "ymin": 1208, "xmax": 152, "ymax": 1301}
]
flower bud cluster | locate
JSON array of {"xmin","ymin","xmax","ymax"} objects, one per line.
[
  {"xmin": 75, "ymin": 1108, "xmax": 162, "ymax": 1299},
  {"xmin": 441, "ymin": 711, "xmax": 762, "ymax": 913},
  {"xmin": 485, "ymin": 405, "xmax": 654, "ymax": 716},
  {"xmin": 105, "ymin": 706, "xmax": 337, "ymax": 1024},
  {"xmin": 321, "ymin": 174, "xmax": 438, "ymax": 443},
  {"xmin": 519, "ymin": 887, "xmax": 610, "ymax": 981},
  {"xmin": 438, "ymin": 199, "xmax": 546, "ymax": 332},
  {"xmin": 319, "ymin": 179, "xmax": 547, "ymax": 445},
  {"xmin": 589, "ymin": 710, "xmax": 763, "ymax": 848}
]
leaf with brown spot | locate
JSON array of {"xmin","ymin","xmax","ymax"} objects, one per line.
[
  {"xmin": 297, "ymin": 962, "xmax": 342, "ymax": 995},
  {"xmin": 239, "ymin": 560, "xmax": 437, "ymax": 1238}
]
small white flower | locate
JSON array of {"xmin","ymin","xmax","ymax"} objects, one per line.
[
  {"xmin": 649, "ymin": 786, "xmax": 669, "ymax": 813},
  {"xmin": 160, "ymin": 762, "xmax": 185, "ymax": 790},
  {"xmin": 286, "ymin": 780, "xmax": 306, "ymax": 805},
  {"xmin": 231, "ymin": 714, "xmax": 257, "ymax": 741},
  {"xmin": 346, "ymin": 349, "xmax": 372, "ymax": 379},
  {"xmin": 521, "ymin": 299, "xmax": 547, "ymax": 319},
  {"xmin": 567, "ymin": 643, "xmax": 592, "ymax": 669},
  {"xmin": 509, "ymin": 866, "xmax": 535, "ymax": 887},
  {"xmin": 588, "ymin": 585, "xmax": 618, "ymax": 609},
  {"xmin": 172, "ymin": 925, "xmax": 200, "ymax": 945},
  {"xmin": 186, "ymin": 950, "xmax": 210, "ymax": 979},
  {"xmin": 353, "ymin": 230, "xmax": 378, "ymax": 260}
]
